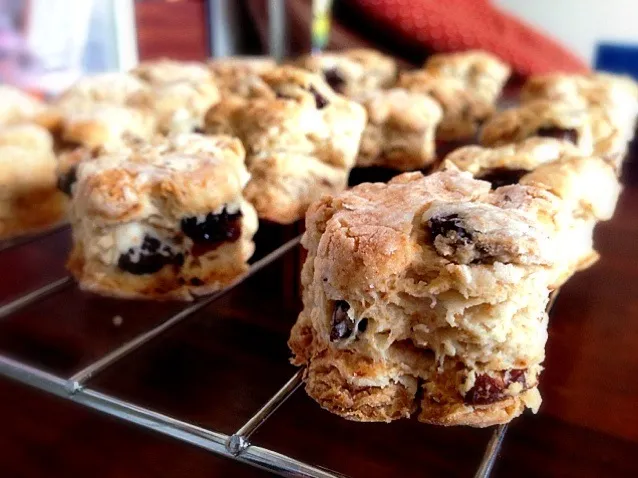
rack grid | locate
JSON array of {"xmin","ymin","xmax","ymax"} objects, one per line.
[{"xmin": 0, "ymin": 228, "xmax": 557, "ymax": 478}]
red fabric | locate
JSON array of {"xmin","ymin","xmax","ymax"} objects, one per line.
[{"xmin": 348, "ymin": 0, "xmax": 589, "ymax": 76}]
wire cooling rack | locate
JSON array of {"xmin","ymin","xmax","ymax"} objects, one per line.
[{"xmin": 0, "ymin": 227, "xmax": 559, "ymax": 478}]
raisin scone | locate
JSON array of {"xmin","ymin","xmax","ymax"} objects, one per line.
[
  {"xmin": 67, "ymin": 134, "xmax": 258, "ymax": 300},
  {"xmin": 295, "ymin": 48, "xmax": 397, "ymax": 97},
  {"xmin": 208, "ymin": 56, "xmax": 276, "ymax": 98},
  {"xmin": 0, "ymin": 124, "xmax": 66, "ymax": 238},
  {"xmin": 441, "ymin": 137, "xmax": 581, "ymax": 188},
  {"xmin": 480, "ymin": 99, "xmax": 594, "ymax": 154},
  {"xmin": 55, "ymin": 72, "xmax": 150, "ymax": 106},
  {"xmin": 205, "ymin": 66, "xmax": 366, "ymax": 223},
  {"xmin": 398, "ymin": 71, "xmax": 494, "ymax": 141},
  {"xmin": 0, "ymin": 85, "xmax": 45, "ymax": 126},
  {"xmin": 289, "ymin": 170, "xmax": 564, "ymax": 427},
  {"xmin": 355, "ymin": 88, "xmax": 443, "ymax": 171},
  {"xmin": 519, "ymin": 155, "xmax": 621, "ymax": 285},
  {"xmin": 423, "ymin": 50, "xmax": 511, "ymax": 103}
]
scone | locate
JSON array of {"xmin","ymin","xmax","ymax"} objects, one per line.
[
  {"xmin": 398, "ymin": 71, "xmax": 494, "ymax": 141},
  {"xmin": 355, "ymin": 88, "xmax": 443, "ymax": 171},
  {"xmin": 208, "ymin": 56, "xmax": 276, "ymax": 98},
  {"xmin": 0, "ymin": 124, "xmax": 66, "ymax": 238},
  {"xmin": 423, "ymin": 50, "xmax": 511, "ymax": 103},
  {"xmin": 519, "ymin": 155, "xmax": 621, "ymax": 285},
  {"xmin": 295, "ymin": 48, "xmax": 397, "ymax": 97},
  {"xmin": 205, "ymin": 66, "xmax": 367, "ymax": 223},
  {"xmin": 55, "ymin": 72, "xmax": 150, "ymax": 105},
  {"xmin": 0, "ymin": 85, "xmax": 45, "ymax": 126},
  {"xmin": 480, "ymin": 99, "xmax": 594, "ymax": 154},
  {"xmin": 243, "ymin": 151, "xmax": 348, "ymax": 224},
  {"xmin": 67, "ymin": 134, "xmax": 258, "ymax": 300},
  {"xmin": 290, "ymin": 170, "xmax": 563, "ymax": 426},
  {"xmin": 441, "ymin": 137, "xmax": 581, "ymax": 187}
]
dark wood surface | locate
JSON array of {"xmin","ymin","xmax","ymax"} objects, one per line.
[{"xmin": 1, "ymin": 155, "xmax": 638, "ymax": 477}]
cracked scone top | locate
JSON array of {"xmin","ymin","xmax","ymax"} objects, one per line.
[
  {"xmin": 68, "ymin": 134, "xmax": 258, "ymax": 300},
  {"xmin": 289, "ymin": 170, "xmax": 562, "ymax": 426}
]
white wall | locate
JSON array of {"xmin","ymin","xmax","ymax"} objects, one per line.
[{"xmin": 495, "ymin": 0, "xmax": 638, "ymax": 65}]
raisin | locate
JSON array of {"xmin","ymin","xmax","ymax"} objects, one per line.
[
  {"xmin": 428, "ymin": 214, "xmax": 472, "ymax": 244},
  {"xmin": 57, "ymin": 165, "xmax": 78, "ymax": 196},
  {"xmin": 465, "ymin": 374, "xmax": 505, "ymax": 405},
  {"xmin": 309, "ymin": 85, "xmax": 329, "ymax": 109},
  {"xmin": 181, "ymin": 208, "xmax": 242, "ymax": 252},
  {"xmin": 117, "ymin": 235, "xmax": 183, "ymax": 275},
  {"xmin": 505, "ymin": 369, "xmax": 526, "ymax": 387},
  {"xmin": 192, "ymin": 126, "xmax": 205, "ymax": 134},
  {"xmin": 357, "ymin": 318, "xmax": 368, "ymax": 333},
  {"xmin": 478, "ymin": 168, "xmax": 529, "ymax": 188},
  {"xmin": 323, "ymin": 68, "xmax": 346, "ymax": 93},
  {"xmin": 330, "ymin": 300, "xmax": 354, "ymax": 341},
  {"xmin": 536, "ymin": 126, "xmax": 578, "ymax": 145},
  {"xmin": 190, "ymin": 277, "xmax": 205, "ymax": 286}
]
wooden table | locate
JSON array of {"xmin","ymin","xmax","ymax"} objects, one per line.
[{"xmin": 1, "ymin": 155, "xmax": 638, "ymax": 477}]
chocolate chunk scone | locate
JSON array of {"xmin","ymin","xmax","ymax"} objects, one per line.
[
  {"xmin": 67, "ymin": 134, "xmax": 257, "ymax": 300},
  {"xmin": 289, "ymin": 170, "xmax": 563, "ymax": 426},
  {"xmin": 355, "ymin": 88, "xmax": 443, "ymax": 171}
]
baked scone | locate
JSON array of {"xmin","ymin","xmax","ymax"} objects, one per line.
[
  {"xmin": 243, "ymin": 151, "xmax": 348, "ymax": 224},
  {"xmin": 398, "ymin": 71, "xmax": 494, "ymax": 141},
  {"xmin": 0, "ymin": 85, "xmax": 44, "ymax": 126},
  {"xmin": 290, "ymin": 170, "xmax": 563, "ymax": 426},
  {"xmin": 208, "ymin": 56, "xmax": 276, "ymax": 98},
  {"xmin": 480, "ymin": 99, "xmax": 594, "ymax": 154},
  {"xmin": 423, "ymin": 50, "xmax": 511, "ymax": 103},
  {"xmin": 295, "ymin": 48, "xmax": 397, "ymax": 97},
  {"xmin": 205, "ymin": 66, "xmax": 367, "ymax": 223},
  {"xmin": 0, "ymin": 124, "xmax": 66, "ymax": 238},
  {"xmin": 355, "ymin": 88, "xmax": 443, "ymax": 171},
  {"xmin": 519, "ymin": 155, "xmax": 621, "ymax": 285},
  {"xmin": 441, "ymin": 137, "xmax": 581, "ymax": 187},
  {"xmin": 67, "ymin": 134, "xmax": 258, "ymax": 300}
]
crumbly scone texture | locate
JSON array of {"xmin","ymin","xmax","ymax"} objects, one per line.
[
  {"xmin": 289, "ymin": 169, "xmax": 562, "ymax": 426},
  {"xmin": 243, "ymin": 151, "xmax": 348, "ymax": 224},
  {"xmin": 398, "ymin": 71, "xmax": 494, "ymax": 141},
  {"xmin": 479, "ymin": 99, "xmax": 594, "ymax": 154},
  {"xmin": 0, "ymin": 125, "xmax": 66, "ymax": 238},
  {"xmin": 205, "ymin": 66, "xmax": 366, "ymax": 223},
  {"xmin": 295, "ymin": 48, "xmax": 397, "ymax": 97},
  {"xmin": 56, "ymin": 72, "xmax": 150, "ymax": 105},
  {"xmin": 423, "ymin": 50, "xmax": 511, "ymax": 103},
  {"xmin": 355, "ymin": 88, "xmax": 443, "ymax": 171},
  {"xmin": 132, "ymin": 58, "xmax": 213, "ymax": 86},
  {"xmin": 442, "ymin": 137, "xmax": 580, "ymax": 183},
  {"xmin": 0, "ymin": 85, "xmax": 45, "ymax": 126},
  {"xmin": 68, "ymin": 133, "xmax": 258, "ymax": 300}
]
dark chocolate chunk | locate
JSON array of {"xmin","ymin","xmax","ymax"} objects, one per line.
[
  {"xmin": 323, "ymin": 68, "xmax": 346, "ymax": 93},
  {"xmin": 330, "ymin": 300, "xmax": 354, "ymax": 341},
  {"xmin": 536, "ymin": 126, "xmax": 578, "ymax": 145},
  {"xmin": 478, "ymin": 168, "xmax": 529, "ymax": 188},
  {"xmin": 118, "ymin": 235, "xmax": 183, "ymax": 275},
  {"xmin": 57, "ymin": 165, "xmax": 78, "ymax": 196},
  {"xmin": 181, "ymin": 207, "xmax": 243, "ymax": 250}
]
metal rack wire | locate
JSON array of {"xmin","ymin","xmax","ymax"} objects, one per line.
[{"xmin": 0, "ymin": 229, "xmax": 549, "ymax": 478}]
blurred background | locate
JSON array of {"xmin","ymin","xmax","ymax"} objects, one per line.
[{"xmin": 1, "ymin": 0, "xmax": 637, "ymax": 94}]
